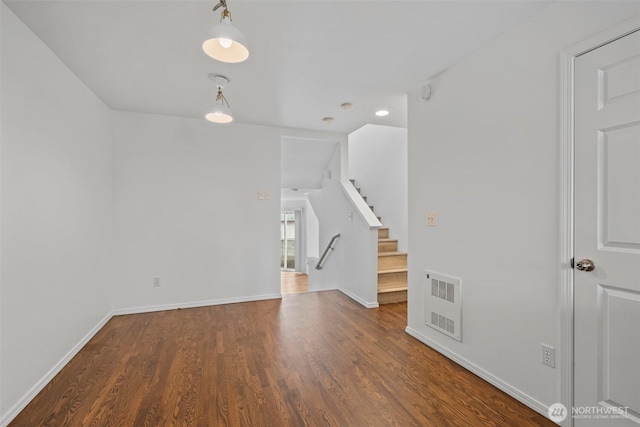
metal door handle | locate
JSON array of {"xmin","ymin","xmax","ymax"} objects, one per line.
[{"xmin": 576, "ymin": 259, "xmax": 595, "ymax": 272}]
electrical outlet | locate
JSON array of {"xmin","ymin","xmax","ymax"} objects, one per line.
[
  {"xmin": 542, "ymin": 344, "xmax": 555, "ymax": 368},
  {"xmin": 153, "ymin": 277, "xmax": 161, "ymax": 287}
]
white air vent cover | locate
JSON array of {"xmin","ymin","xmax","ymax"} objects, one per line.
[{"xmin": 424, "ymin": 271, "xmax": 462, "ymax": 341}]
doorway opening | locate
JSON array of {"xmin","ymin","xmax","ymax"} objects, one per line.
[
  {"xmin": 280, "ymin": 210, "xmax": 309, "ymax": 294},
  {"xmin": 280, "ymin": 211, "xmax": 296, "ymax": 271}
]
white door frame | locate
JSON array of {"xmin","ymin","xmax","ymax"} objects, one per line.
[{"xmin": 559, "ymin": 16, "xmax": 640, "ymax": 427}]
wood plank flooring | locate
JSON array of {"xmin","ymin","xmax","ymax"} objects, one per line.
[
  {"xmin": 10, "ymin": 291, "xmax": 553, "ymax": 426},
  {"xmin": 280, "ymin": 271, "xmax": 309, "ymax": 294}
]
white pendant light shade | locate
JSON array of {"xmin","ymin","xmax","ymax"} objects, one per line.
[
  {"xmin": 205, "ymin": 74, "xmax": 234, "ymax": 124},
  {"xmin": 205, "ymin": 103, "xmax": 233, "ymax": 123},
  {"xmin": 202, "ymin": 16, "xmax": 249, "ymax": 63}
]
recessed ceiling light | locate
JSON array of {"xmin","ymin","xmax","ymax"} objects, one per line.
[
  {"xmin": 341, "ymin": 102, "xmax": 353, "ymax": 109},
  {"xmin": 375, "ymin": 110, "xmax": 389, "ymax": 117},
  {"xmin": 322, "ymin": 117, "xmax": 334, "ymax": 124}
]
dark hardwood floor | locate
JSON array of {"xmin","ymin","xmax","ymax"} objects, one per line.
[{"xmin": 10, "ymin": 291, "xmax": 553, "ymax": 426}]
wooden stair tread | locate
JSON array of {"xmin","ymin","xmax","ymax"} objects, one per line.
[
  {"xmin": 378, "ymin": 252, "xmax": 407, "ymax": 270},
  {"xmin": 378, "ymin": 228, "xmax": 389, "ymax": 239},
  {"xmin": 378, "ymin": 267, "xmax": 408, "ymax": 274},
  {"xmin": 378, "ymin": 285, "xmax": 408, "ymax": 293},
  {"xmin": 377, "ymin": 237, "xmax": 399, "ymax": 253},
  {"xmin": 377, "ymin": 288, "xmax": 408, "ymax": 304},
  {"xmin": 378, "ymin": 251, "xmax": 406, "ymax": 257}
]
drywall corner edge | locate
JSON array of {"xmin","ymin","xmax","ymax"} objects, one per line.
[
  {"xmin": 339, "ymin": 287, "xmax": 379, "ymax": 309},
  {"xmin": 0, "ymin": 312, "xmax": 114, "ymax": 427}
]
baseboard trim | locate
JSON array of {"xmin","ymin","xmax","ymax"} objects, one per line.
[
  {"xmin": 338, "ymin": 287, "xmax": 379, "ymax": 309},
  {"xmin": 404, "ymin": 326, "xmax": 551, "ymax": 422},
  {"xmin": 0, "ymin": 312, "xmax": 113, "ymax": 427},
  {"xmin": 112, "ymin": 293, "xmax": 283, "ymax": 316},
  {"xmin": 1, "ymin": 293, "xmax": 284, "ymax": 426}
]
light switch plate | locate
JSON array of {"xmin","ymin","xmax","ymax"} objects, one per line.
[
  {"xmin": 258, "ymin": 191, "xmax": 272, "ymax": 200},
  {"xmin": 427, "ymin": 211, "xmax": 438, "ymax": 227}
]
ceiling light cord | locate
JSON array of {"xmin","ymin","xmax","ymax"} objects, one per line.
[
  {"xmin": 216, "ymin": 88, "xmax": 230, "ymax": 109},
  {"xmin": 219, "ymin": 8, "xmax": 232, "ymax": 23},
  {"xmin": 212, "ymin": 0, "xmax": 227, "ymax": 12}
]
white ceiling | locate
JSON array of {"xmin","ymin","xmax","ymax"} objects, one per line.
[
  {"xmin": 5, "ymin": 0, "xmax": 553, "ymax": 134},
  {"xmin": 5, "ymin": 0, "xmax": 553, "ymax": 193},
  {"xmin": 281, "ymin": 137, "xmax": 338, "ymax": 190}
]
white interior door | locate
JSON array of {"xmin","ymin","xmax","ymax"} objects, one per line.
[{"xmin": 574, "ymin": 30, "xmax": 640, "ymax": 426}]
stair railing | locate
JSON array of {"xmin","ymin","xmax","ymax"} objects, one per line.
[{"xmin": 316, "ymin": 234, "xmax": 340, "ymax": 270}]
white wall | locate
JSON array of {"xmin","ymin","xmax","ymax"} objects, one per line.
[
  {"xmin": 349, "ymin": 124, "xmax": 408, "ymax": 252},
  {"xmin": 1, "ymin": 3, "xmax": 351, "ymax": 422},
  {"xmin": 308, "ymin": 144, "xmax": 379, "ymax": 306},
  {"xmin": 304, "ymin": 200, "xmax": 320, "ymax": 261},
  {"xmin": 1, "ymin": 3, "xmax": 113, "ymax": 420},
  {"xmin": 406, "ymin": 0, "xmax": 640, "ymax": 417},
  {"xmin": 1, "ymin": 1, "xmax": 4, "ymax": 413},
  {"xmin": 112, "ymin": 111, "xmax": 283, "ymax": 311}
]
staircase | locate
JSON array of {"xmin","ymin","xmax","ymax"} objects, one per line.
[{"xmin": 351, "ymin": 180, "xmax": 408, "ymax": 304}]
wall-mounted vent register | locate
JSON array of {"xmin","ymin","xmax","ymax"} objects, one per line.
[{"xmin": 424, "ymin": 271, "xmax": 462, "ymax": 342}]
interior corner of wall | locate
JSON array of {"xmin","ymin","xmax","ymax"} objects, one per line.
[{"xmin": 339, "ymin": 139, "xmax": 349, "ymax": 181}]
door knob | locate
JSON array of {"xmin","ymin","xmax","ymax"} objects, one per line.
[{"xmin": 576, "ymin": 259, "xmax": 595, "ymax": 272}]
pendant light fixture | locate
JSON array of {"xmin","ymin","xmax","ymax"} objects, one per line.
[
  {"xmin": 202, "ymin": 0, "xmax": 249, "ymax": 63},
  {"xmin": 205, "ymin": 74, "xmax": 233, "ymax": 124}
]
